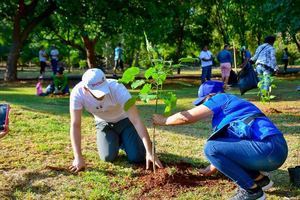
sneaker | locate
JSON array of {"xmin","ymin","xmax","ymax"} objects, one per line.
[
  {"xmin": 230, "ymin": 187, "xmax": 266, "ymax": 200},
  {"xmin": 255, "ymin": 176, "xmax": 274, "ymax": 191}
]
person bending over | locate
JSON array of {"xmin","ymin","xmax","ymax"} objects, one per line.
[{"xmin": 152, "ymin": 80, "xmax": 287, "ymax": 200}]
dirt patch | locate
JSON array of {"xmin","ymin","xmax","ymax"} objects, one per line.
[
  {"xmin": 264, "ymin": 108, "xmax": 282, "ymax": 114},
  {"xmin": 123, "ymin": 162, "xmax": 233, "ymax": 199}
]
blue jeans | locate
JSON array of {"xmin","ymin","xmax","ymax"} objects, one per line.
[
  {"xmin": 96, "ymin": 118, "xmax": 146, "ymax": 163},
  {"xmin": 201, "ymin": 65, "xmax": 212, "ymax": 83},
  {"xmin": 256, "ymin": 64, "xmax": 272, "ymax": 91},
  {"xmin": 204, "ymin": 134, "xmax": 288, "ymax": 189}
]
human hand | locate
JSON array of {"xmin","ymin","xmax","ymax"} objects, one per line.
[
  {"xmin": 0, "ymin": 126, "xmax": 9, "ymax": 139},
  {"xmin": 69, "ymin": 157, "xmax": 86, "ymax": 173},
  {"xmin": 152, "ymin": 114, "xmax": 167, "ymax": 126},
  {"xmin": 146, "ymin": 152, "xmax": 163, "ymax": 170},
  {"xmin": 199, "ymin": 164, "xmax": 217, "ymax": 176}
]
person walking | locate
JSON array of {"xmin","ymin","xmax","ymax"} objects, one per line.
[
  {"xmin": 217, "ymin": 44, "xmax": 232, "ymax": 89},
  {"xmin": 199, "ymin": 45, "xmax": 214, "ymax": 83},
  {"xmin": 38, "ymin": 46, "xmax": 47, "ymax": 76},
  {"xmin": 113, "ymin": 43, "xmax": 124, "ymax": 77},
  {"xmin": 250, "ymin": 36, "xmax": 278, "ymax": 92},
  {"xmin": 152, "ymin": 80, "xmax": 288, "ymax": 200},
  {"xmin": 69, "ymin": 68, "xmax": 162, "ymax": 172}
]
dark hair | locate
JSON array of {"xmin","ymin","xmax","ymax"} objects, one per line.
[
  {"xmin": 118, "ymin": 43, "xmax": 122, "ymax": 47},
  {"xmin": 224, "ymin": 44, "xmax": 230, "ymax": 49},
  {"xmin": 284, "ymin": 47, "xmax": 288, "ymax": 51},
  {"xmin": 57, "ymin": 67, "xmax": 64, "ymax": 74},
  {"xmin": 264, "ymin": 35, "xmax": 276, "ymax": 45}
]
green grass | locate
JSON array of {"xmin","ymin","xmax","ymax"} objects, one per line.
[{"xmin": 0, "ymin": 76, "xmax": 299, "ymax": 199}]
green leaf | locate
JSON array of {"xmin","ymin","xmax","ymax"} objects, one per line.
[
  {"xmin": 163, "ymin": 92, "xmax": 177, "ymax": 116},
  {"xmin": 269, "ymin": 95, "xmax": 276, "ymax": 99},
  {"xmin": 140, "ymin": 83, "xmax": 152, "ymax": 94},
  {"xmin": 124, "ymin": 97, "xmax": 137, "ymax": 111},
  {"xmin": 131, "ymin": 80, "xmax": 145, "ymax": 89},
  {"xmin": 118, "ymin": 67, "xmax": 140, "ymax": 84},
  {"xmin": 145, "ymin": 67, "xmax": 155, "ymax": 79}
]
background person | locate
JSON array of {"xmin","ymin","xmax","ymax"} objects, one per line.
[
  {"xmin": 152, "ymin": 80, "xmax": 288, "ymax": 200},
  {"xmin": 199, "ymin": 45, "xmax": 214, "ymax": 83},
  {"xmin": 282, "ymin": 47, "xmax": 289, "ymax": 72},
  {"xmin": 217, "ymin": 44, "xmax": 232, "ymax": 89},
  {"xmin": 46, "ymin": 67, "xmax": 69, "ymax": 95},
  {"xmin": 39, "ymin": 46, "xmax": 47, "ymax": 76},
  {"xmin": 69, "ymin": 68, "xmax": 162, "ymax": 172},
  {"xmin": 240, "ymin": 46, "xmax": 252, "ymax": 68},
  {"xmin": 250, "ymin": 35, "xmax": 278, "ymax": 91},
  {"xmin": 36, "ymin": 76, "xmax": 47, "ymax": 96},
  {"xmin": 113, "ymin": 43, "xmax": 124, "ymax": 77},
  {"xmin": 50, "ymin": 45, "xmax": 59, "ymax": 74}
]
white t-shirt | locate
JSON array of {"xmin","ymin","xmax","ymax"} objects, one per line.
[
  {"xmin": 199, "ymin": 50, "xmax": 213, "ymax": 67},
  {"xmin": 39, "ymin": 50, "xmax": 47, "ymax": 62},
  {"xmin": 70, "ymin": 79, "xmax": 131, "ymax": 123},
  {"xmin": 50, "ymin": 49, "xmax": 59, "ymax": 60}
]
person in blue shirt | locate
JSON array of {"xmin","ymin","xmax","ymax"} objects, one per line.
[
  {"xmin": 113, "ymin": 43, "xmax": 124, "ymax": 77},
  {"xmin": 217, "ymin": 45, "xmax": 232, "ymax": 89},
  {"xmin": 240, "ymin": 46, "xmax": 252, "ymax": 68},
  {"xmin": 152, "ymin": 80, "xmax": 288, "ymax": 200}
]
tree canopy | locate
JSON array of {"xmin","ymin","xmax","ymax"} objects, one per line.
[{"xmin": 0, "ymin": 0, "xmax": 299, "ymax": 81}]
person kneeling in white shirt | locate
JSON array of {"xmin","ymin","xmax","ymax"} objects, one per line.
[{"xmin": 69, "ymin": 68, "xmax": 163, "ymax": 172}]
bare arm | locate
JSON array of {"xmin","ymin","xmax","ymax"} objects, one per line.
[
  {"xmin": 127, "ymin": 105, "xmax": 163, "ymax": 169},
  {"xmin": 69, "ymin": 109, "xmax": 86, "ymax": 172},
  {"xmin": 153, "ymin": 105, "xmax": 212, "ymax": 126}
]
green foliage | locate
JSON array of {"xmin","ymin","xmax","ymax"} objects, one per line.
[
  {"xmin": 257, "ymin": 74, "xmax": 277, "ymax": 103},
  {"xmin": 121, "ymin": 33, "xmax": 177, "ymax": 116},
  {"xmin": 79, "ymin": 60, "xmax": 87, "ymax": 69}
]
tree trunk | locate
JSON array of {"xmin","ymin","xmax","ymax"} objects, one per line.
[
  {"xmin": 5, "ymin": 41, "xmax": 22, "ymax": 81},
  {"xmin": 292, "ymin": 33, "xmax": 300, "ymax": 52},
  {"xmin": 4, "ymin": 0, "xmax": 56, "ymax": 81},
  {"xmin": 82, "ymin": 35, "xmax": 98, "ymax": 68}
]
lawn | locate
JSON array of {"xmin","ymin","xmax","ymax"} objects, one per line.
[{"xmin": 0, "ymin": 76, "xmax": 299, "ymax": 199}]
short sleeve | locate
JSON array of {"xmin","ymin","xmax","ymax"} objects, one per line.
[
  {"xmin": 112, "ymin": 82, "xmax": 132, "ymax": 108},
  {"xmin": 203, "ymin": 94, "xmax": 228, "ymax": 115},
  {"xmin": 70, "ymin": 87, "xmax": 83, "ymax": 110}
]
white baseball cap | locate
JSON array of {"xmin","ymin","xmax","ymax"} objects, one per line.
[{"xmin": 82, "ymin": 68, "xmax": 110, "ymax": 98}]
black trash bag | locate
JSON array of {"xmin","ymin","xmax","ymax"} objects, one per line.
[
  {"xmin": 237, "ymin": 64, "xmax": 259, "ymax": 95},
  {"xmin": 228, "ymin": 70, "xmax": 238, "ymax": 86}
]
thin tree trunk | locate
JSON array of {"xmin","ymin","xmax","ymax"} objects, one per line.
[{"xmin": 82, "ymin": 35, "xmax": 98, "ymax": 68}]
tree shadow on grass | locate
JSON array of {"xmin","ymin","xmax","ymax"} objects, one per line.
[
  {"xmin": 0, "ymin": 93, "xmax": 70, "ymax": 116},
  {"xmin": 0, "ymin": 168, "xmax": 74, "ymax": 198}
]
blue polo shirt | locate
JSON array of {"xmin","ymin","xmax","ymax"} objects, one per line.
[
  {"xmin": 217, "ymin": 49, "xmax": 232, "ymax": 63},
  {"xmin": 203, "ymin": 93, "xmax": 282, "ymax": 140}
]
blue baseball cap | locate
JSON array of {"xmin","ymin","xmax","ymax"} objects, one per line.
[{"xmin": 193, "ymin": 81, "xmax": 224, "ymax": 106}]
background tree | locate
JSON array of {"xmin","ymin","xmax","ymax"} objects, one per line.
[{"xmin": 0, "ymin": 0, "xmax": 57, "ymax": 81}]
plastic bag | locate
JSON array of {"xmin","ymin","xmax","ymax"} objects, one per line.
[{"xmin": 237, "ymin": 64, "xmax": 259, "ymax": 95}]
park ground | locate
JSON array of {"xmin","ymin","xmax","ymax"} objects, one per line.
[{"xmin": 0, "ymin": 69, "xmax": 299, "ymax": 199}]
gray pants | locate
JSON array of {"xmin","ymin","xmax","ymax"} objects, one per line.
[{"xmin": 96, "ymin": 118, "xmax": 146, "ymax": 163}]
